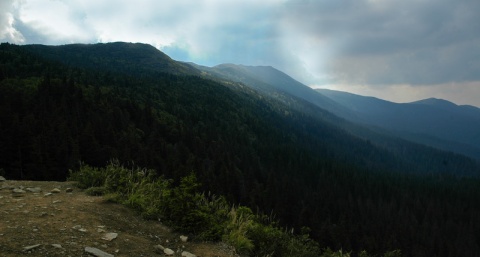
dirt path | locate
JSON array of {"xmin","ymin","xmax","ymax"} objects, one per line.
[{"xmin": 0, "ymin": 180, "xmax": 238, "ymax": 257}]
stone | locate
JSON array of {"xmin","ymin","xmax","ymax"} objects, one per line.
[
  {"xmin": 2, "ymin": 184, "xmax": 14, "ymax": 190},
  {"xmin": 154, "ymin": 244, "xmax": 165, "ymax": 253},
  {"xmin": 0, "ymin": 176, "xmax": 6, "ymax": 182},
  {"xmin": 164, "ymin": 248, "xmax": 175, "ymax": 256},
  {"xmin": 23, "ymin": 244, "xmax": 41, "ymax": 251},
  {"xmin": 72, "ymin": 225, "xmax": 82, "ymax": 230},
  {"xmin": 182, "ymin": 251, "xmax": 197, "ymax": 257},
  {"xmin": 44, "ymin": 193, "xmax": 53, "ymax": 197},
  {"xmin": 84, "ymin": 246, "xmax": 114, "ymax": 257},
  {"xmin": 26, "ymin": 187, "xmax": 42, "ymax": 193},
  {"xmin": 51, "ymin": 188, "xmax": 61, "ymax": 193},
  {"xmin": 180, "ymin": 235, "xmax": 188, "ymax": 242},
  {"xmin": 12, "ymin": 188, "xmax": 26, "ymax": 197},
  {"xmin": 66, "ymin": 188, "xmax": 73, "ymax": 192},
  {"xmin": 51, "ymin": 244, "xmax": 62, "ymax": 248},
  {"xmin": 102, "ymin": 232, "xmax": 118, "ymax": 241}
]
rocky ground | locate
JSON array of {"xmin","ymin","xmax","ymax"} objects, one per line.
[{"xmin": 0, "ymin": 176, "xmax": 239, "ymax": 257}]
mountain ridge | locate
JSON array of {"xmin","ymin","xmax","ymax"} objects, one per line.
[
  {"xmin": 23, "ymin": 42, "xmax": 200, "ymax": 76},
  {"xmin": 317, "ymin": 88, "xmax": 480, "ymax": 159}
]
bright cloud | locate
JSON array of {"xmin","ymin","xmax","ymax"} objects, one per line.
[{"xmin": 0, "ymin": 0, "xmax": 24, "ymax": 43}]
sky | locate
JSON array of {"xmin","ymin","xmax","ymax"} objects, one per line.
[{"xmin": 1, "ymin": 0, "xmax": 479, "ymax": 107}]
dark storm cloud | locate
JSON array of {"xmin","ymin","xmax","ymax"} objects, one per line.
[{"xmin": 283, "ymin": 0, "xmax": 480, "ymax": 85}]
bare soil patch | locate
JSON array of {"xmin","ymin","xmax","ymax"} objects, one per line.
[{"xmin": 0, "ymin": 180, "xmax": 238, "ymax": 257}]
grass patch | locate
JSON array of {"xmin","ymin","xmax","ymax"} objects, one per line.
[{"xmin": 69, "ymin": 160, "xmax": 401, "ymax": 257}]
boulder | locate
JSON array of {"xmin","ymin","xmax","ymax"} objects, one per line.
[
  {"xmin": 154, "ymin": 244, "xmax": 165, "ymax": 253},
  {"xmin": 23, "ymin": 244, "xmax": 41, "ymax": 251},
  {"xmin": 182, "ymin": 251, "xmax": 197, "ymax": 257},
  {"xmin": 26, "ymin": 187, "xmax": 42, "ymax": 193},
  {"xmin": 0, "ymin": 176, "xmax": 5, "ymax": 182},
  {"xmin": 84, "ymin": 246, "xmax": 114, "ymax": 257},
  {"xmin": 12, "ymin": 188, "xmax": 26, "ymax": 197},
  {"xmin": 102, "ymin": 232, "xmax": 118, "ymax": 241},
  {"xmin": 164, "ymin": 248, "xmax": 175, "ymax": 256}
]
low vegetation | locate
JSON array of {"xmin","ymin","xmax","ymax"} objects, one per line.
[{"xmin": 69, "ymin": 160, "xmax": 401, "ymax": 257}]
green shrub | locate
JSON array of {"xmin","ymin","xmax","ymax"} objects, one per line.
[
  {"xmin": 68, "ymin": 164, "xmax": 106, "ymax": 189},
  {"xmin": 68, "ymin": 161, "xmax": 400, "ymax": 257},
  {"xmin": 383, "ymin": 250, "xmax": 402, "ymax": 257},
  {"xmin": 321, "ymin": 248, "xmax": 351, "ymax": 257},
  {"xmin": 85, "ymin": 186, "xmax": 107, "ymax": 196},
  {"xmin": 222, "ymin": 206, "xmax": 254, "ymax": 254}
]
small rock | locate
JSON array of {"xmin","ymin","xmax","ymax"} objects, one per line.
[
  {"xmin": 26, "ymin": 187, "xmax": 42, "ymax": 193},
  {"xmin": 23, "ymin": 244, "xmax": 41, "ymax": 251},
  {"xmin": 52, "ymin": 200, "xmax": 62, "ymax": 204},
  {"xmin": 51, "ymin": 244, "xmax": 62, "ymax": 248},
  {"xmin": 154, "ymin": 244, "xmax": 165, "ymax": 253},
  {"xmin": 12, "ymin": 188, "xmax": 26, "ymax": 197},
  {"xmin": 39, "ymin": 212, "xmax": 48, "ymax": 217},
  {"xmin": 51, "ymin": 188, "xmax": 61, "ymax": 193},
  {"xmin": 79, "ymin": 228, "xmax": 88, "ymax": 233},
  {"xmin": 97, "ymin": 228, "xmax": 106, "ymax": 233},
  {"xmin": 182, "ymin": 251, "xmax": 197, "ymax": 257},
  {"xmin": 180, "ymin": 235, "xmax": 188, "ymax": 242},
  {"xmin": 84, "ymin": 246, "xmax": 114, "ymax": 257},
  {"xmin": 102, "ymin": 232, "xmax": 118, "ymax": 241},
  {"xmin": 2, "ymin": 184, "xmax": 14, "ymax": 190},
  {"xmin": 0, "ymin": 176, "xmax": 5, "ymax": 182},
  {"xmin": 66, "ymin": 188, "xmax": 73, "ymax": 192},
  {"xmin": 164, "ymin": 248, "xmax": 175, "ymax": 256},
  {"xmin": 44, "ymin": 193, "xmax": 53, "ymax": 197}
]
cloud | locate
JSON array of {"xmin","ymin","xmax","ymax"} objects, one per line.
[
  {"xmin": 0, "ymin": 0, "xmax": 24, "ymax": 43},
  {"xmin": 8, "ymin": 0, "xmax": 291, "ymax": 67},
  {"xmin": 282, "ymin": 0, "xmax": 480, "ymax": 86}
]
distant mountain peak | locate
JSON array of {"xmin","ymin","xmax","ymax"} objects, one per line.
[
  {"xmin": 23, "ymin": 42, "xmax": 199, "ymax": 76},
  {"xmin": 411, "ymin": 98, "xmax": 458, "ymax": 107}
]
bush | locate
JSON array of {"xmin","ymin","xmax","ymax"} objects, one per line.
[
  {"xmin": 223, "ymin": 206, "xmax": 254, "ymax": 254},
  {"xmin": 68, "ymin": 164, "xmax": 106, "ymax": 189},
  {"xmin": 68, "ymin": 161, "xmax": 400, "ymax": 257},
  {"xmin": 85, "ymin": 186, "xmax": 107, "ymax": 196}
]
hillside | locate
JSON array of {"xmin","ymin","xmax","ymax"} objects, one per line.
[
  {"xmin": 2, "ymin": 42, "xmax": 480, "ymax": 256},
  {"xmin": 0, "ymin": 178, "xmax": 236, "ymax": 257},
  {"xmin": 191, "ymin": 63, "xmax": 356, "ymax": 121}
]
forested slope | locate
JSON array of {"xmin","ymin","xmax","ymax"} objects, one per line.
[{"xmin": 1, "ymin": 42, "xmax": 480, "ymax": 256}]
